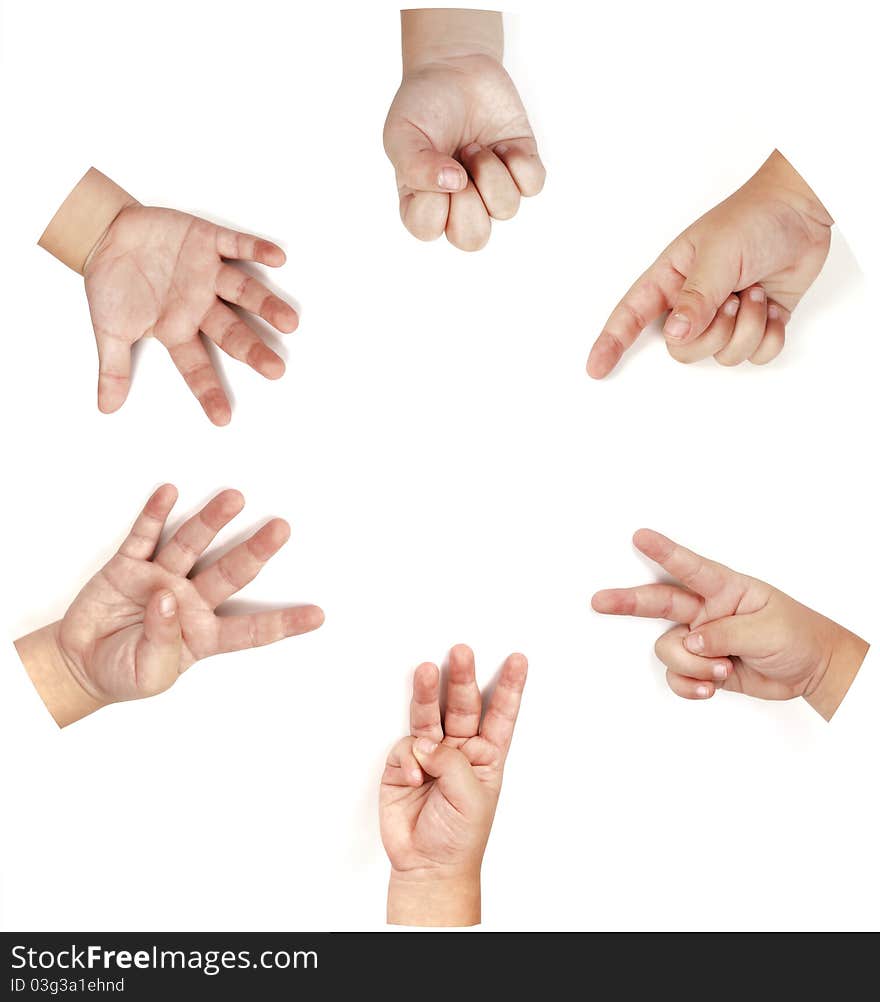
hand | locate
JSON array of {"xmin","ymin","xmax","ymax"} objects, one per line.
[
  {"xmin": 380, "ymin": 644, "xmax": 528, "ymax": 925},
  {"xmin": 84, "ymin": 205, "xmax": 299, "ymax": 423},
  {"xmin": 588, "ymin": 150, "xmax": 833, "ymax": 378},
  {"xmin": 592, "ymin": 529, "xmax": 868, "ymax": 720},
  {"xmin": 383, "ymin": 9, "xmax": 545, "ymax": 251},
  {"xmin": 17, "ymin": 484, "xmax": 324, "ymax": 725}
]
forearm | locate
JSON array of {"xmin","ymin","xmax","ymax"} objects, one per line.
[
  {"xmin": 758, "ymin": 149, "xmax": 834, "ymax": 228},
  {"xmin": 38, "ymin": 167, "xmax": 138, "ymax": 274},
  {"xmin": 387, "ymin": 867, "xmax": 481, "ymax": 927},
  {"xmin": 805, "ymin": 623, "xmax": 869, "ymax": 721},
  {"xmin": 14, "ymin": 623, "xmax": 106, "ymax": 728},
  {"xmin": 401, "ymin": 9, "xmax": 503, "ymax": 73}
]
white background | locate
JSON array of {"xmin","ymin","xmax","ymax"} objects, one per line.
[{"xmin": 0, "ymin": 0, "xmax": 877, "ymax": 931}]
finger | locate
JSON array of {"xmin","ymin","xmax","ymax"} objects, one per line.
[
  {"xmin": 382, "ymin": 736, "xmax": 424, "ymax": 787},
  {"xmin": 154, "ymin": 488, "xmax": 245, "ymax": 576},
  {"xmin": 214, "ymin": 227, "xmax": 286, "ymax": 267},
  {"xmin": 411, "ymin": 737, "xmax": 482, "ymax": 813},
  {"xmin": 654, "ymin": 625, "xmax": 733, "ymax": 684},
  {"xmin": 384, "ymin": 121, "xmax": 467, "ymax": 193},
  {"xmin": 201, "ymin": 300, "xmax": 285, "ymax": 380},
  {"xmin": 191, "ymin": 518, "xmax": 291, "ymax": 608},
  {"xmin": 96, "ymin": 336, "xmax": 132, "ymax": 414},
  {"xmin": 135, "ymin": 589, "xmax": 182, "ymax": 696},
  {"xmin": 445, "ymin": 182, "xmax": 491, "ymax": 252},
  {"xmin": 714, "ymin": 285, "xmax": 767, "ymax": 366},
  {"xmin": 214, "ymin": 604, "xmax": 325, "ymax": 654},
  {"xmin": 410, "ymin": 662, "xmax": 443, "ymax": 742},
  {"xmin": 399, "ymin": 189, "xmax": 449, "ymax": 241},
  {"xmin": 587, "ymin": 258, "xmax": 681, "ymax": 379},
  {"xmin": 214, "ymin": 264, "xmax": 299, "ymax": 334},
  {"xmin": 443, "ymin": 644, "xmax": 482, "ymax": 742},
  {"xmin": 662, "ymin": 243, "xmax": 736, "ymax": 346},
  {"xmin": 118, "ymin": 484, "xmax": 178, "ymax": 560},
  {"xmin": 683, "ymin": 613, "xmax": 769, "ymax": 660},
  {"xmin": 666, "ymin": 669, "xmax": 716, "ymax": 700},
  {"xmin": 458, "ymin": 143, "xmax": 520, "ymax": 221},
  {"xmin": 479, "ymin": 653, "xmax": 528, "ymax": 756},
  {"xmin": 167, "ymin": 337, "xmax": 231, "ymax": 426},
  {"xmin": 666, "ymin": 295, "xmax": 740, "ymax": 364},
  {"xmin": 492, "ymin": 139, "xmax": 546, "ymax": 197},
  {"xmin": 591, "ymin": 584, "xmax": 703, "ymax": 624},
  {"xmin": 632, "ymin": 529, "xmax": 736, "ymax": 600},
  {"xmin": 749, "ymin": 302, "xmax": 788, "ymax": 365}
]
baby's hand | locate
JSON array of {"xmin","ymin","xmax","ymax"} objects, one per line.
[
  {"xmin": 588, "ymin": 151, "xmax": 832, "ymax": 378},
  {"xmin": 383, "ymin": 9, "xmax": 545, "ymax": 251},
  {"xmin": 15, "ymin": 485, "xmax": 324, "ymax": 725},
  {"xmin": 40, "ymin": 169, "xmax": 299, "ymax": 424},
  {"xmin": 380, "ymin": 644, "xmax": 527, "ymax": 925},
  {"xmin": 592, "ymin": 529, "xmax": 868, "ymax": 720},
  {"xmin": 85, "ymin": 205, "xmax": 297, "ymax": 424}
]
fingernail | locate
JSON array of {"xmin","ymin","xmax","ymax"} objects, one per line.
[
  {"xmin": 712, "ymin": 663, "xmax": 728, "ymax": 681},
  {"xmin": 159, "ymin": 591, "xmax": 176, "ymax": 617},
  {"xmin": 723, "ymin": 298, "xmax": 740, "ymax": 317},
  {"xmin": 461, "ymin": 142, "xmax": 481, "ymax": 157},
  {"xmin": 664, "ymin": 313, "xmax": 691, "ymax": 340},
  {"xmin": 695, "ymin": 685, "xmax": 711, "ymax": 698},
  {"xmin": 749, "ymin": 287, "xmax": 766, "ymax": 303},
  {"xmin": 767, "ymin": 303, "xmax": 780, "ymax": 320},
  {"xmin": 685, "ymin": 633, "xmax": 704, "ymax": 653},
  {"xmin": 409, "ymin": 769, "xmax": 423, "ymax": 784},
  {"xmin": 414, "ymin": 738, "xmax": 437, "ymax": 755},
  {"xmin": 438, "ymin": 167, "xmax": 464, "ymax": 191},
  {"xmin": 494, "ymin": 143, "xmax": 509, "ymax": 155}
]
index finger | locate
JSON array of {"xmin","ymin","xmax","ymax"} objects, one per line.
[
  {"xmin": 479, "ymin": 653, "xmax": 528, "ymax": 756},
  {"xmin": 587, "ymin": 258, "xmax": 682, "ymax": 379},
  {"xmin": 633, "ymin": 529, "xmax": 736, "ymax": 600}
]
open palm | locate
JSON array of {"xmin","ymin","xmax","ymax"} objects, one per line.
[
  {"xmin": 58, "ymin": 484, "xmax": 324, "ymax": 704},
  {"xmin": 384, "ymin": 55, "xmax": 545, "ymax": 250},
  {"xmin": 84, "ymin": 206, "xmax": 299, "ymax": 424},
  {"xmin": 593, "ymin": 529, "xmax": 838, "ymax": 702},
  {"xmin": 380, "ymin": 645, "xmax": 527, "ymax": 874}
]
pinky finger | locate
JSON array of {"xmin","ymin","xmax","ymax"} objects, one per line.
[
  {"xmin": 666, "ymin": 669, "xmax": 716, "ymax": 700},
  {"xmin": 492, "ymin": 139, "xmax": 546, "ymax": 197},
  {"xmin": 382, "ymin": 737, "xmax": 423, "ymax": 787},
  {"xmin": 215, "ymin": 226, "xmax": 286, "ymax": 267},
  {"xmin": 749, "ymin": 303, "xmax": 787, "ymax": 365}
]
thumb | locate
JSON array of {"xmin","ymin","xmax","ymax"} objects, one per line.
[
  {"xmin": 384, "ymin": 122, "xmax": 467, "ymax": 193},
  {"xmin": 412, "ymin": 738, "xmax": 481, "ymax": 812},
  {"xmin": 683, "ymin": 613, "xmax": 766, "ymax": 660},
  {"xmin": 663, "ymin": 245, "xmax": 736, "ymax": 345},
  {"xmin": 136, "ymin": 590, "xmax": 182, "ymax": 696},
  {"xmin": 95, "ymin": 336, "xmax": 132, "ymax": 414}
]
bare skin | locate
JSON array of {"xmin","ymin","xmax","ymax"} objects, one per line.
[
  {"xmin": 381, "ymin": 644, "xmax": 528, "ymax": 926},
  {"xmin": 592, "ymin": 529, "xmax": 868, "ymax": 720},
  {"xmin": 84, "ymin": 206, "xmax": 299, "ymax": 423},
  {"xmin": 588, "ymin": 150, "xmax": 833, "ymax": 377},
  {"xmin": 15, "ymin": 484, "xmax": 324, "ymax": 726},
  {"xmin": 384, "ymin": 9, "xmax": 545, "ymax": 251}
]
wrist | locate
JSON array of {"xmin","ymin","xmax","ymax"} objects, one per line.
[
  {"xmin": 757, "ymin": 149, "xmax": 834, "ymax": 229},
  {"xmin": 804, "ymin": 622, "xmax": 869, "ymax": 721},
  {"xmin": 401, "ymin": 9, "xmax": 503, "ymax": 76},
  {"xmin": 38, "ymin": 167, "xmax": 139, "ymax": 275},
  {"xmin": 387, "ymin": 865, "xmax": 481, "ymax": 927},
  {"xmin": 14, "ymin": 623, "xmax": 107, "ymax": 728}
]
